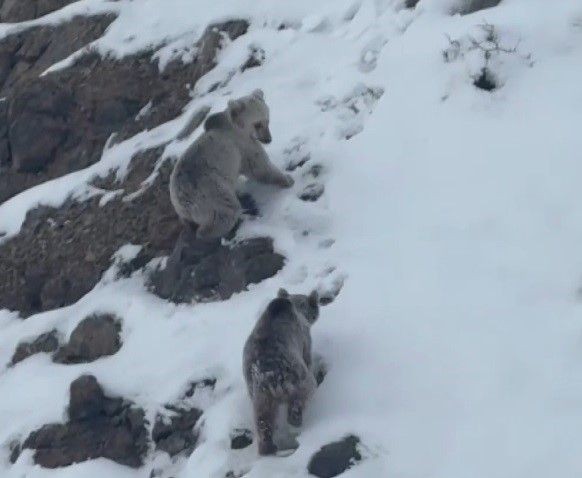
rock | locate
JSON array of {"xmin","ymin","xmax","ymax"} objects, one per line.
[
  {"xmin": 307, "ymin": 435, "xmax": 362, "ymax": 478},
  {"xmin": 9, "ymin": 77, "xmax": 73, "ymax": 173},
  {"xmin": 149, "ymin": 235, "xmax": 285, "ymax": 304},
  {"xmin": 68, "ymin": 375, "xmax": 109, "ymax": 420},
  {"xmin": 0, "ymin": 0, "xmax": 77, "ymax": 22},
  {"xmin": 152, "ymin": 407, "xmax": 202, "ymax": 456},
  {"xmin": 0, "ymin": 149, "xmax": 176, "ymax": 316},
  {"xmin": 10, "ymin": 329, "xmax": 59, "ymax": 365},
  {"xmin": 53, "ymin": 314, "xmax": 122, "ymax": 364},
  {"xmin": 453, "ymin": 0, "xmax": 502, "ymax": 14},
  {"xmin": 0, "ymin": 99, "xmax": 9, "ymax": 168},
  {"xmin": 299, "ymin": 183, "xmax": 325, "ymax": 202},
  {"xmin": 0, "ymin": 13, "xmax": 115, "ymax": 196},
  {"xmin": 0, "ymin": 15, "xmax": 115, "ymax": 95},
  {"xmin": 230, "ymin": 429, "xmax": 253, "ymax": 450},
  {"xmin": 405, "ymin": 0, "xmax": 420, "ymax": 7},
  {"xmin": 23, "ymin": 375, "xmax": 148, "ymax": 468}
]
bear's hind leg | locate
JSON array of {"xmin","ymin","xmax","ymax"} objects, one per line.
[
  {"xmin": 195, "ymin": 184, "xmax": 242, "ymax": 239},
  {"xmin": 254, "ymin": 393, "xmax": 278, "ymax": 456},
  {"xmin": 287, "ymin": 397, "xmax": 305, "ymax": 427},
  {"xmin": 287, "ymin": 372, "xmax": 316, "ymax": 427},
  {"xmin": 196, "ymin": 208, "xmax": 240, "ymax": 239}
]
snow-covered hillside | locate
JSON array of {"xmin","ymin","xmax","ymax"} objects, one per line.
[{"xmin": 1, "ymin": 0, "xmax": 582, "ymax": 477}]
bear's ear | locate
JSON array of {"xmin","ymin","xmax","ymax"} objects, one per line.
[
  {"xmin": 308, "ymin": 290, "xmax": 319, "ymax": 308},
  {"xmin": 278, "ymin": 288, "xmax": 289, "ymax": 298},
  {"xmin": 227, "ymin": 99, "xmax": 243, "ymax": 113},
  {"xmin": 252, "ymin": 88, "xmax": 265, "ymax": 100},
  {"xmin": 227, "ymin": 99, "xmax": 245, "ymax": 128}
]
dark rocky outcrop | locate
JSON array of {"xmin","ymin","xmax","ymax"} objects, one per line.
[
  {"xmin": 307, "ymin": 435, "xmax": 362, "ymax": 478},
  {"xmin": 0, "ymin": 148, "xmax": 178, "ymax": 315},
  {"xmin": 0, "ymin": 15, "xmax": 115, "ymax": 96},
  {"xmin": 152, "ymin": 407, "xmax": 202, "ymax": 457},
  {"xmin": 149, "ymin": 234, "xmax": 285, "ymax": 304},
  {"xmin": 0, "ymin": 0, "xmax": 78, "ymax": 22},
  {"xmin": 22, "ymin": 375, "xmax": 148, "ymax": 468},
  {"xmin": 0, "ymin": 14, "xmax": 115, "ymax": 202},
  {"xmin": 10, "ymin": 329, "xmax": 59, "ymax": 365},
  {"xmin": 53, "ymin": 314, "xmax": 122, "ymax": 364}
]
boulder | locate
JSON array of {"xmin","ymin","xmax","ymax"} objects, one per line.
[
  {"xmin": 149, "ymin": 234, "xmax": 285, "ymax": 304},
  {"xmin": 307, "ymin": 435, "xmax": 362, "ymax": 478},
  {"xmin": 152, "ymin": 407, "xmax": 202, "ymax": 457},
  {"xmin": 10, "ymin": 329, "xmax": 59, "ymax": 365},
  {"xmin": 53, "ymin": 314, "xmax": 122, "ymax": 364},
  {"xmin": 22, "ymin": 375, "xmax": 148, "ymax": 468},
  {"xmin": 8, "ymin": 77, "xmax": 73, "ymax": 173}
]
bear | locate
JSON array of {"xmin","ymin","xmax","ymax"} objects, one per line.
[
  {"xmin": 169, "ymin": 89, "xmax": 294, "ymax": 239},
  {"xmin": 243, "ymin": 288, "xmax": 320, "ymax": 455}
]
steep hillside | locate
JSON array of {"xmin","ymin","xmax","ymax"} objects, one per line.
[{"xmin": 1, "ymin": 0, "xmax": 582, "ymax": 477}]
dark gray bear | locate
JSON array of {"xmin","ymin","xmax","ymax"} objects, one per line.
[
  {"xmin": 243, "ymin": 288, "xmax": 320, "ymax": 455},
  {"xmin": 170, "ymin": 89, "xmax": 294, "ymax": 239}
]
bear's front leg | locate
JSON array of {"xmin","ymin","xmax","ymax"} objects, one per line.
[{"xmin": 244, "ymin": 148, "xmax": 294, "ymax": 188}]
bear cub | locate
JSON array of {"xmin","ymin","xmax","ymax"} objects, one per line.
[
  {"xmin": 243, "ymin": 288, "xmax": 320, "ymax": 455},
  {"xmin": 170, "ymin": 89, "xmax": 294, "ymax": 239}
]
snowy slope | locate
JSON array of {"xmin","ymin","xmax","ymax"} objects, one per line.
[{"xmin": 2, "ymin": 0, "xmax": 582, "ymax": 477}]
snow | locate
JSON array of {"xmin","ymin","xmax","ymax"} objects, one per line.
[{"xmin": 2, "ymin": 0, "xmax": 582, "ymax": 477}]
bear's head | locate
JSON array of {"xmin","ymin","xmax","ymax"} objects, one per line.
[
  {"xmin": 278, "ymin": 288, "xmax": 320, "ymax": 325},
  {"xmin": 227, "ymin": 89, "xmax": 272, "ymax": 144}
]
